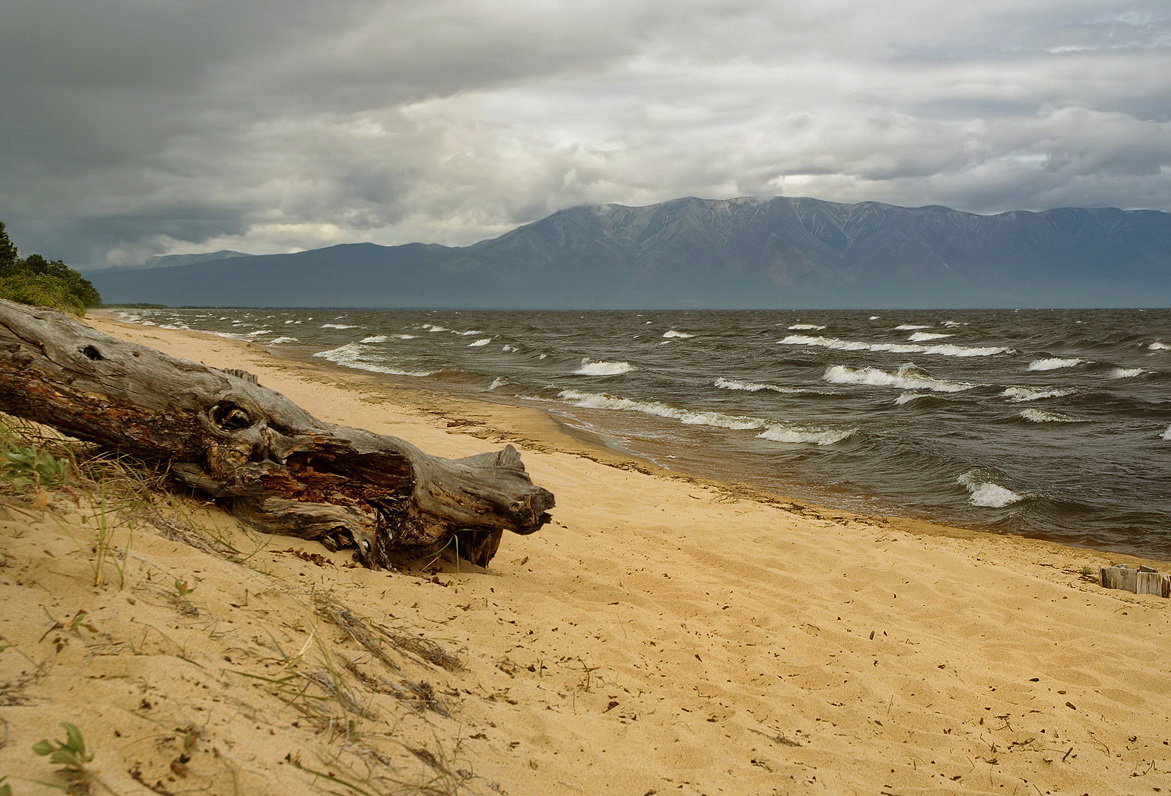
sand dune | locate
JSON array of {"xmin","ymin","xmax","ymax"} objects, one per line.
[{"xmin": 1, "ymin": 314, "xmax": 1169, "ymax": 794}]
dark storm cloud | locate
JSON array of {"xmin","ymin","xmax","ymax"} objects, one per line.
[{"xmin": 0, "ymin": 0, "xmax": 1167, "ymax": 266}]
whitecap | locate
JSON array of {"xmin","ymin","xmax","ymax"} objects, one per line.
[
  {"xmin": 1020, "ymin": 408, "xmax": 1086, "ymax": 423},
  {"xmin": 1000, "ymin": 386, "xmax": 1075, "ymax": 402},
  {"xmin": 780, "ymin": 334, "xmax": 1008, "ymax": 357},
  {"xmin": 456, "ymin": 329, "xmax": 484, "ymax": 336},
  {"xmin": 908, "ymin": 331, "xmax": 951, "ymax": 342},
  {"xmin": 489, "ymin": 376, "xmax": 507, "ymax": 390},
  {"xmin": 421, "ymin": 323, "xmax": 449, "ymax": 332},
  {"xmin": 756, "ymin": 425, "xmax": 856, "ymax": 445},
  {"xmin": 245, "ymin": 329, "xmax": 273, "ymax": 336},
  {"xmin": 662, "ymin": 329, "xmax": 695, "ymax": 339},
  {"xmin": 1027, "ymin": 357, "xmax": 1084, "ymax": 371},
  {"xmin": 269, "ymin": 336, "xmax": 297, "ymax": 344},
  {"xmin": 321, "ymin": 323, "xmax": 357, "ymax": 329},
  {"xmin": 868, "ymin": 315, "xmax": 880, "ymax": 320},
  {"xmin": 1150, "ymin": 341, "xmax": 1169, "ymax": 350},
  {"xmin": 284, "ymin": 319, "xmax": 299, "ymax": 324},
  {"xmin": 468, "ymin": 338, "xmax": 492, "ymax": 347},
  {"xmin": 958, "ymin": 471, "xmax": 1023, "ymax": 508},
  {"xmin": 393, "ymin": 334, "xmax": 417, "ymax": 340},
  {"xmin": 787, "ymin": 323, "xmax": 826, "ymax": 331},
  {"xmin": 942, "ymin": 320, "xmax": 965, "ymax": 327},
  {"xmin": 823, "ymin": 363, "xmax": 974, "ymax": 392},
  {"xmin": 313, "ymin": 343, "xmax": 435, "ymax": 377},
  {"xmin": 894, "ymin": 324, "xmax": 930, "ymax": 330},
  {"xmin": 714, "ymin": 377, "xmax": 807, "ymax": 394},
  {"xmin": 158, "ymin": 322, "xmax": 190, "ymax": 330},
  {"xmin": 360, "ymin": 335, "xmax": 389, "ymax": 343},
  {"xmin": 1162, "ymin": 426, "xmax": 1171, "ymax": 441},
  {"xmin": 558, "ymin": 389, "xmax": 851, "ymax": 444},
  {"xmin": 573, "ymin": 359, "xmax": 634, "ymax": 376},
  {"xmin": 895, "ymin": 392, "xmax": 925, "ymax": 405},
  {"xmin": 502, "ymin": 344, "xmax": 518, "ymax": 352},
  {"xmin": 1108, "ymin": 367, "xmax": 1149, "ymax": 379}
]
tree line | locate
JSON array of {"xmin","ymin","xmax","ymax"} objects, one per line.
[{"xmin": 0, "ymin": 222, "xmax": 100, "ymax": 315}]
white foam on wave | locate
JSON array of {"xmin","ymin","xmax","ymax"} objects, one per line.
[
  {"xmin": 421, "ymin": 323, "xmax": 449, "ymax": 332},
  {"xmin": 245, "ymin": 329, "xmax": 273, "ymax": 336},
  {"xmin": 206, "ymin": 330, "xmax": 248, "ymax": 340},
  {"xmin": 468, "ymin": 338, "xmax": 492, "ymax": 347},
  {"xmin": 360, "ymin": 335, "xmax": 389, "ymax": 343},
  {"xmin": 787, "ymin": 323, "xmax": 826, "ymax": 331},
  {"xmin": 894, "ymin": 324, "xmax": 930, "ymax": 330},
  {"xmin": 714, "ymin": 377, "xmax": 807, "ymax": 394},
  {"xmin": 958, "ymin": 471, "xmax": 1023, "ymax": 508},
  {"xmin": 823, "ymin": 363, "xmax": 974, "ymax": 392},
  {"xmin": 269, "ymin": 336, "xmax": 297, "ymax": 344},
  {"xmin": 868, "ymin": 315, "xmax": 880, "ymax": 320},
  {"xmin": 1108, "ymin": 367, "xmax": 1149, "ymax": 379},
  {"xmin": 393, "ymin": 334, "xmax": 417, "ymax": 340},
  {"xmin": 1000, "ymin": 386, "xmax": 1075, "ymax": 402},
  {"xmin": 1020, "ymin": 408, "xmax": 1086, "ymax": 423},
  {"xmin": 1027, "ymin": 357, "xmax": 1084, "ymax": 371},
  {"xmin": 456, "ymin": 329, "xmax": 484, "ymax": 336},
  {"xmin": 573, "ymin": 358, "xmax": 634, "ymax": 376},
  {"xmin": 780, "ymin": 334, "xmax": 1008, "ymax": 357},
  {"xmin": 895, "ymin": 392, "xmax": 926, "ymax": 405},
  {"xmin": 284, "ymin": 319, "xmax": 300, "ymax": 324},
  {"xmin": 558, "ymin": 389, "xmax": 852, "ymax": 444},
  {"xmin": 942, "ymin": 320, "xmax": 965, "ymax": 327},
  {"xmin": 1150, "ymin": 341, "xmax": 1170, "ymax": 350},
  {"xmin": 502, "ymin": 344, "xmax": 518, "ymax": 352},
  {"xmin": 321, "ymin": 323, "xmax": 356, "ymax": 329},
  {"xmin": 313, "ymin": 343, "xmax": 435, "ymax": 377},
  {"xmin": 1162, "ymin": 426, "xmax": 1171, "ymax": 441},
  {"xmin": 158, "ymin": 322, "xmax": 190, "ymax": 330},
  {"xmin": 489, "ymin": 377, "xmax": 507, "ymax": 390},
  {"xmin": 908, "ymin": 331, "xmax": 951, "ymax": 342},
  {"xmin": 662, "ymin": 329, "xmax": 695, "ymax": 339}
]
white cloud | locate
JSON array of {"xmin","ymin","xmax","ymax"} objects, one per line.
[{"xmin": 0, "ymin": 0, "xmax": 1167, "ymax": 265}]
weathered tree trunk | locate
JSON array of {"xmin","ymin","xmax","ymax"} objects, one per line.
[{"xmin": 0, "ymin": 299, "xmax": 554, "ymax": 568}]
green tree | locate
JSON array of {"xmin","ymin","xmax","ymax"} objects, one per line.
[{"xmin": 0, "ymin": 222, "xmax": 101, "ymax": 315}]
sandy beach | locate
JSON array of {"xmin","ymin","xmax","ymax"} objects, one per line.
[{"xmin": 1, "ymin": 312, "xmax": 1169, "ymax": 795}]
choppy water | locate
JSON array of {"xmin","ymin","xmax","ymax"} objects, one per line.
[{"xmin": 114, "ymin": 307, "xmax": 1171, "ymax": 559}]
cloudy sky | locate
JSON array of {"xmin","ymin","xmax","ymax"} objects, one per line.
[{"xmin": 1, "ymin": 0, "xmax": 1168, "ymax": 266}]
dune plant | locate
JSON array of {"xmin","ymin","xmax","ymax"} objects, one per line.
[{"xmin": 31, "ymin": 722, "xmax": 97, "ymax": 793}]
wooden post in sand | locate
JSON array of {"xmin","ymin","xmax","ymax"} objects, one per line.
[
  {"xmin": 1100, "ymin": 565, "xmax": 1170, "ymax": 597},
  {"xmin": 0, "ymin": 299, "xmax": 554, "ymax": 568}
]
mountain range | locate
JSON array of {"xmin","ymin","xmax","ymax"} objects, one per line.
[{"xmin": 87, "ymin": 196, "xmax": 1171, "ymax": 308}]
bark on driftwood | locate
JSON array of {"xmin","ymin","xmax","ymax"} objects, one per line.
[{"xmin": 0, "ymin": 299, "xmax": 554, "ymax": 568}]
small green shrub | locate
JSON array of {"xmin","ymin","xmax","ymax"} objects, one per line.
[
  {"xmin": 32, "ymin": 722, "xmax": 96, "ymax": 791},
  {"xmin": 0, "ymin": 440, "xmax": 72, "ymax": 491}
]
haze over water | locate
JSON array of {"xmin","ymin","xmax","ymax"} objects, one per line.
[{"xmin": 117, "ymin": 307, "xmax": 1171, "ymax": 560}]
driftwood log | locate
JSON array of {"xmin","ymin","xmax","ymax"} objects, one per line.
[{"xmin": 0, "ymin": 299, "xmax": 554, "ymax": 568}]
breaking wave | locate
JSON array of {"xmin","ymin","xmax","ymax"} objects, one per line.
[
  {"xmin": 361, "ymin": 335, "xmax": 389, "ymax": 343},
  {"xmin": 313, "ymin": 343, "xmax": 435, "ymax": 377},
  {"xmin": 894, "ymin": 324, "xmax": 930, "ymax": 330},
  {"xmin": 823, "ymin": 363, "xmax": 974, "ymax": 392},
  {"xmin": 269, "ymin": 336, "xmax": 297, "ymax": 344},
  {"xmin": 468, "ymin": 338, "xmax": 492, "ymax": 347},
  {"xmin": 780, "ymin": 334, "xmax": 1009, "ymax": 357},
  {"xmin": 958, "ymin": 471, "xmax": 1023, "ymax": 508},
  {"xmin": 663, "ymin": 329, "xmax": 695, "ymax": 338},
  {"xmin": 714, "ymin": 377, "xmax": 808, "ymax": 394},
  {"xmin": 1108, "ymin": 367, "xmax": 1149, "ymax": 379},
  {"xmin": 1000, "ymin": 386, "xmax": 1076, "ymax": 402},
  {"xmin": 1020, "ymin": 408, "xmax": 1086, "ymax": 423},
  {"xmin": 908, "ymin": 331, "xmax": 951, "ymax": 342},
  {"xmin": 1162, "ymin": 426, "xmax": 1171, "ymax": 441},
  {"xmin": 1150, "ymin": 341, "xmax": 1170, "ymax": 350},
  {"xmin": 321, "ymin": 323, "xmax": 357, "ymax": 329},
  {"xmin": 573, "ymin": 359, "xmax": 634, "ymax": 376},
  {"xmin": 787, "ymin": 323, "xmax": 826, "ymax": 330},
  {"xmin": 558, "ymin": 389, "xmax": 852, "ymax": 444},
  {"xmin": 1027, "ymin": 357, "xmax": 1085, "ymax": 371}
]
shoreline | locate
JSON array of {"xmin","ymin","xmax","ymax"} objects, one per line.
[
  {"xmin": 95, "ymin": 310, "xmax": 1170, "ymax": 570},
  {"xmin": 2, "ymin": 309, "xmax": 1168, "ymax": 793}
]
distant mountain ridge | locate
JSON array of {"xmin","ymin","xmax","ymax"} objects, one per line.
[
  {"xmin": 141, "ymin": 250, "xmax": 253, "ymax": 270},
  {"xmin": 89, "ymin": 196, "xmax": 1171, "ymax": 308}
]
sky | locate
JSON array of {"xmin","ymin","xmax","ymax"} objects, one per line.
[{"xmin": 1, "ymin": 0, "xmax": 1168, "ymax": 267}]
